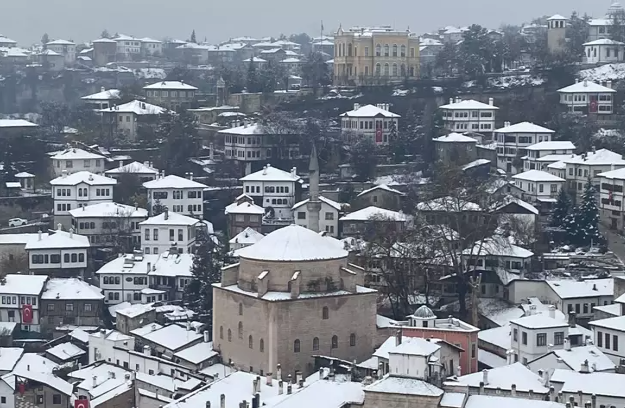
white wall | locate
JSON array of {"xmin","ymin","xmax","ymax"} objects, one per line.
[
  {"xmin": 592, "ymin": 326, "xmax": 623, "ymax": 364},
  {"xmin": 293, "ymin": 201, "xmax": 339, "ymax": 236},
  {"xmin": 147, "ymin": 188, "xmax": 203, "ymax": 218},
  {"xmin": 0, "ymin": 377, "xmax": 15, "ymax": 408},
  {"xmin": 28, "ymin": 248, "xmax": 88, "ymax": 271},
  {"xmin": 51, "ymin": 158, "xmax": 106, "ymax": 176},
  {"xmin": 510, "ymin": 323, "xmax": 566, "ymax": 364},
  {"xmin": 99, "ymin": 273, "xmax": 149, "ymax": 305},
  {"xmin": 89, "ymin": 332, "xmax": 135, "ymax": 363},
  {"xmin": 0, "ymin": 293, "xmax": 41, "ymax": 332},
  {"xmin": 388, "ymin": 352, "xmax": 430, "ymax": 379},
  {"xmin": 140, "ymin": 225, "xmax": 195, "ymax": 255}
]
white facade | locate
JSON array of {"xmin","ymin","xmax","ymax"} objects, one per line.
[
  {"xmin": 558, "ymin": 80, "xmax": 616, "ymax": 115},
  {"xmin": 0, "ymin": 275, "xmax": 48, "ymax": 332},
  {"xmin": 50, "ymin": 148, "xmax": 107, "ymax": 176},
  {"xmin": 114, "ymin": 34, "xmax": 142, "ymax": 57},
  {"xmin": 105, "ymin": 161, "xmax": 159, "ymax": 183},
  {"xmin": 584, "ymin": 39, "xmax": 624, "ymax": 64},
  {"xmin": 512, "ymin": 170, "xmax": 565, "ymax": 203},
  {"xmin": 590, "ymin": 316, "xmax": 625, "ymax": 364},
  {"xmin": 494, "ymin": 122, "xmax": 556, "ymax": 174},
  {"xmin": 522, "ymin": 141, "xmax": 576, "ymax": 172},
  {"xmin": 563, "ymin": 149, "xmax": 625, "ymax": 200},
  {"xmin": 340, "ymin": 103, "xmax": 400, "ymax": 145},
  {"xmin": 69, "ymin": 202, "xmax": 148, "ymax": 247},
  {"xmin": 510, "ymin": 313, "xmax": 569, "ymax": 365},
  {"xmin": 81, "ymin": 88, "xmax": 121, "ymax": 110},
  {"xmin": 24, "ymin": 229, "xmax": 90, "ymax": 275},
  {"xmin": 546, "ymin": 279, "xmax": 614, "ymax": 321},
  {"xmin": 598, "ymin": 167, "xmax": 625, "ymax": 229},
  {"xmin": 240, "ymin": 164, "xmax": 301, "ymax": 220},
  {"xmin": 99, "ymin": 100, "xmax": 166, "ymax": 140},
  {"xmin": 439, "ymin": 98, "xmax": 498, "ymax": 133},
  {"xmin": 143, "ymin": 175, "xmax": 206, "ymax": 218},
  {"xmin": 292, "ymin": 196, "xmax": 342, "ymax": 236},
  {"xmin": 50, "ymin": 171, "xmax": 117, "ymax": 224},
  {"xmin": 46, "ymin": 39, "xmax": 76, "ymax": 64},
  {"xmin": 88, "ymin": 330, "xmax": 135, "ymax": 363},
  {"xmin": 139, "ymin": 211, "xmax": 200, "ymax": 255},
  {"xmin": 141, "ymin": 38, "xmax": 163, "ymax": 56}
]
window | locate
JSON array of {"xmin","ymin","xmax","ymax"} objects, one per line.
[
  {"xmin": 375, "ymin": 44, "xmax": 381, "ymax": 56},
  {"xmin": 260, "ymin": 338, "xmax": 264, "ymax": 352},
  {"xmin": 513, "ymin": 328, "xmax": 518, "ymax": 341},
  {"xmin": 170, "ymin": 229, "xmax": 175, "ymax": 241},
  {"xmin": 153, "ymin": 229, "xmax": 158, "ymax": 240},
  {"xmin": 145, "ymin": 229, "xmax": 150, "ymax": 241},
  {"xmin": 53, "ymin": 394, "xmax": 62, "ymax": 405},
  {"xmin": 313, "ymin": 337, "xmax": 319, "ymax": 351},
  {"xmin": 537, "ymin": 333, "xmax": 547, "ymax": 346},
  {"xmin": 322, "ymin": 306, "xmax": 329, "ymax": 319},
  {"xmin": 598, "ymin": 331, "xmax": 603, "ymax": 347},
  {"xmin": 605, "ymin": 332, "xmax": 611, "ymax": 349},
  {"xmin": 554, "ymin": 331, "xmax": 564, "ymax": 345},
  {"xmin": 1, "ymin": 396, "xmax": 6, "ymax": 403},
  {"xmin": 37, "ymin": 396, "xmax": 44, "ymax": 405},
  {"xmin": 614, "ymin": 335, "xmax": 619, "ymax": 351},
  {"xmin": 239, "ymin": 303, "xmax": 243, "ymax": 316},
  {"xmin": 331, "ymin": 335, "xmax": 338, "ymax": 349},
  {"xmin": 238, "ymin": 321, "xmax": 243, "ymax": 339},
  {"xmin": 297, "ymin": 212, "xmax": 306, "ymax": 220},
  {"xmin": 84, "ymin": 303, "xmax": 92, "ymax": 312},
  {"xmin": 384, "ymin": 44, "xmax": 389, "ymax": 56},
  {"xmin": 249, "ymin": 335, "xmax": 253, "ymax": 349},
  {"xmin": 392, "ymin": 44, "xmax": 397, "ymax": 57},
  {"xmin": 294, "ymin": 339, "xmax": 300, "ymax": 352},
  {"xmin": 178, "ymin": 229, "xmax": 183, "ymax": 241},
  {"xmin": 350, "ymin": 333, "xmax": 356, "ymax": 347},
  {"xmin": 522, "ymin": 331, "xmax": 527, "ymax": 345},
  {"xmin": 228, "ymin": 329, "xmax": 232, "ymax": 342},
  {"xmin": 47, "ymin": 304, "xmax": 55, "ymax": 311}
]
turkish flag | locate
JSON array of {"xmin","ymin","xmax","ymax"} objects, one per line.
[
  {"xmin": 75, "ymin": 399, "xmax": 89, "ymax": 408},
  {"xmin": 589, "ymin": 99, "xmax": 598, "ymax": 113},
  {"xmin": 18, "ymin": 382, "xmax": 25, "ymax": 395},
  {"xmin": 22, "ymin": 304, "xmax": 32, "ymax": 324}
]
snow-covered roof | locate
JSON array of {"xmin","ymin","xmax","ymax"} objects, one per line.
[
  {"xmin": 0, "ymin": 36, "xmax": 17, "ymax": 44},
  {"xmin": 416, "ymin": 196, "xmax": 481, "ymax": 212},
  {"xmin": 0, "ymin": 233, "xmax": 49, "ymax": 245},
  {"xmin": 463, "ymin": 237, "xmax": 533, "ymax": 258},
  {"xmin": 547, "ymin": 278, "xmax": 613, "ymax": 299},
  {"xmin": 0, "ymin": 274, "xmax": 48, "ymax": 295},
  {"xmin": 550, "ymin": 369, "xmax": 625, "ymax": 398},
  {"xmin": 374, "ymin": 336, "xmax": 440, "ymax": 360},
  {"xmin": 496, "ymin": 195, "xmax": 539, "ymax": 215},
  {"xmin": 445, "ymin": 362, "xmax": 547, "ymax": 392},
  {"xmin": 548, "ymin": 160, "xmax": 567, "ymax": 169},
  {"xmin": 510, "ymin": 313, "xmax": 568, "ymax": 329},
  {"xmin": 12, "ymin": 353, "xmax": 73, "ymax": 396},
  {"xmin": 51, "ymin": 147, "xmax": 106, "ymax": 161},
  {"xmin": 530, "ymin": 345, "xmax": 614, "ymax": 372},
  {"xmin": 0, "ymin": 119, "xmax": 38, "ymax": 128},
  {"xmin": 105, "ymin": 161, "xmax": 159, "ymax": 176},
  {"xmin": 243, "ymin": 57, "xmax": 267, "ymax": 62},
  {"xmin": 143, "ymin": 175, "xmax": 207, "ymax": 189},
  {"xmin": 88, "ymin": 329, "xmax": 133, "ymax": 342},
  {"xmin": 81, "ymin": 89, "xmax": 121, "ymax": 101},
  {"xmin": 96, "ymin": 252, "xmax": 193, "ymax": 278},
  {"xmin": 563, "ymin": 148, "xmax": 625, "ymax": 165},
  {"xmin": 465, "ymin": 396, "xmax": 563, "ymax": 408},
  {"xmin": 439, "ymin": 99, "xmax": 499, "ymax": 110},
  {"xmin": 526, "ymin": 141, "xmax": 574, "ymax": 151},
  {"xmin": 0, "ymin": 348, "xmax": 23, "ymax": 372},
  {"xmin": 584, "ymin": 38, "xmax": 624, "ymax": 46},
  {"xmin": 281, "ymin": 57, "xmax": 301, "ymax": 63},
  {"xmin": 237, "ymin": 224, "xmax": 348, "ymax": 262},
  {"xmin": 224, "ymin": 200, "xmax": 264, "ymax": 215},
  {"xmin": 133, "ymin": 324, "xmax": 202, "ymax": 351},
  {"xmin": 14, "ymin": 172, "xmax": 34, "ymax": 178},
  {"xmin": 141, "ymin": 37, "xmax": 162, "ymax": 43},
  {"xmin": 92, "ymin": 38, "xmax": 117, "ymax": 43},
  {"xmin": 433, "ymin": 133, "xmax": 478, "ymax": 143},
  {"xmin": 357, "ymin": 184, "xmax": 405, "ymax": 197},
  {"xmin": 547, "ymin": 14, "xmax": 568, "ymax": 20},
  {"xmin": 41, "ymin": 278, "xmax": 103, "ymax": 300},
  {"xmin": 115, "ymin": 303, "xmax": 154, "ymax": 318},
  {"xmin": 69, "ymin": 328, "xmax": 90, "ymax": 343},
  {"xmin": 100, "ymin": 100, "xmax": 166, "ymax": 115},
  {"xmin": 46, "ymin": 342, "xmax": 86, "ymax": 361},
  {"xmin": 218, "ymin": 122, "xmax": 264, "ymax": 135},
  {"xmin": 292, "ymin": 195, "xmax": 343, "ymax": 211},
  {"xmin": 25, "ymin": 230, "xmax": 90, "ymax": 250},
  {"xmin": 38, "ymin": 49, "xmax": 61, "ymax": 56},
  {"xmin": 495, "ymin": 122, "xmax": 554, "ymax": 134},
  {"xmin": 143, "ymin": 81, "xmax": 198, "ymax": 90},
  {"xmin": 228, "ymin": 227, "xmax": 264, "ymax": 245},
  {"xmin": 590, "ymin": 315, "xmax": 625, "ymax": 332},
  {"xmin": 91, "ymin": 380, "xmax": 133, "ymax": 408},
  {"xmin": 69, "ymin": 202, "xmax": 147, "ymax": 219},
  {"xmin": 340, "ymin": 104, "xmax": 400, "ymax": 118},
  {"xmin": 172, "ymin": 341, "xmax": 217, "ymax": 364},
  {"xmin": 139, "ymin": 212, "xmax": 200, "ymax": 226},
  {"xmin": 558, "ymin": 80, "xmax": 616, "ymax": 93},
  {"xmin": 462, "ymin": 159, "xmax": 491, "ymax": 170},
  {"xmin": 598, "ymin": 167, "xmax": 625, "ymax": 179},
  {"xmin": 239, "ymin": 164, "xmax": 301, "ymax": 182},
  {"xmin": 340, "ymin": 206, "xmax": 407, "ymax": 222},
  {"xmin": 535, "ymin": 153, "xmax": 575, "ymax": 162},
  {"xmin": 366, "ymin": 376, "xmax": 443, "ymax": 396},
  {"xmin": 512, "ymin": 170, "xmax": 565, "ymax": 182}
]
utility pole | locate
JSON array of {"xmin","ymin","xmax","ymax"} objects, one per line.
[{"xmin": 469, "ymin": 274, "xmax": 482, "ymax": 328}]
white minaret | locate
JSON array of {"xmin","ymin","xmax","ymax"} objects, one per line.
[{"xmin": 306, "ymin": 143, "xmax": 321, "ymax": 233}]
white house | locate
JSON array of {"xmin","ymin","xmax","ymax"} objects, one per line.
[
  {"xmin": 96, "ymin": 250, "xmax": 193, "ymax": 305},
  {"xmin": 0, "ymin": 274, "xmax": 48, "ymax": 332},
  {"xmin": 114, "ymin": 34, "xmax": 142, "ymax": 57},
  {"xmin": 105, "ymin": 161, "xmax": 159, "ymax": 183},
  {"xmin": 590, "ymin": 314, "xmax": 625, "ymax": 365},
  {"xmin": 558, "ymin": 80, "xmax": 616, "ymax": 115},
  {"xmin": 0, "ymin": 35, "xmax": 17, "ymax": 48},
  {"xmin": 512, "ymin": 170, "xmax": 565, "ymax": 204},
  {"xmin": 239, "ymin": 164, "xmax": 301, "ymax": 221},
  {"xmin": 228, "ymin": 227, "xmax": 264, "ymax": 253},
  {"xmin": 493, "ymin": 121, "xmax": 555, "ymax": 174},
  {"xmin": 69, "ymin": 202, "xmax": 148, "ymax": 248},
  {"xmin": 527, "ymin": 344, "xmax": 615, "ymax": 376},
  {"xmin": 139, "ymin": 210, "xmax": 202, "ymax": 255},
  {"xmin": 509, "ymin": 311, "xmax": 570, "ymax": 365},
  {"xmin": 598, "ymin": 167, "xmax": 625, "ymax": 230},
  {"xmin": 439, "ymin": 97, "xmax": 498, "ymax": 134},
  {"xmin": 140, "ymin": 38, "xmax": 163, "ymax": 56},
  {"xmin": 25, "ymin": 227, "xmax": 90, "ymax": 276},
  {"xmin": 583, "ymin": 38, "xmax": 624, "ymax": 64},
  {"xmin": 50, "ymin": 148, "xmax": 108, "ymax": 176},
  {"xmin": 550, "ymin": 369, "xmax": 625, "ymax": 408},
  {"xmin": 88, "ymin": 330, "xmax": 135, "ymax": 363},
  {"xmin": 292, "ymin": 196, "xmax": 342, "ymax": 236},
  {"xmin": 50, "ymin": 171, "xmax": 117, "ymax": 228},
  {"xmin": 339, "ymin": 103, "xmax": 400, "ymax": 145},
  {"xmin": 143, "ymin": 175, "xmax": 206, "ymax": 218},
  {"xmin": 81, "ymin": 87, "xmax": 121, "ymax": 110},
  {"xmin": 563, "ymin": 148, "xmax": 625, "ymax": 200},
  {"xmin": 45, "ymin": 39, "xmax": 76, "ymax": 64},
  {"xmin": 99, "ymin": 100, "xmax": 166, "ymax": 140},
  {"xmin": 546, "ymin": 278, "xmax": 613, "ymax": 322},
  {"xmin": 523, "ymin": 141, "xmax": 576, "ymax": 172}
]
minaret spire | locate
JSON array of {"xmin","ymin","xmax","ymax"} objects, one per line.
[{"xmin": 306, "ymin": 143, "xmax": 322, "ymax": 233}]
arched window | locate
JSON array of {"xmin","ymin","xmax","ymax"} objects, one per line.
[
  {"xmin": 341, "ymin": 43, "xmax": 346, "ymax": 56},
  {"xmin": 228, "ymin": 329, "xmax": 232, "ymax": 342},
  {"xmin": 400, "ymin": 45, "xmax": 406, "ymax": 57},
  {"xmin": 347, "ymin": 43, "xmax": 352, "ymax": 57},
  {"xmin": 384, "ymin": 63, "xmax": 390, "ymax": 76},
  {"xmin": 384, "ymin": 44, "xmax": 390, "ymax": 57},
  {"xmin": 313, "ymin": 337, "xmax": 319, "ymax": 351},
  {"xmin": 350, "ymin": 333, "xmax": 356, "ymax": 347},
  {"xmin": 331, "ymin": 335, "xmax": 338, "ymax": 349},
  {"xmin": 239, "ymin": 303, "xmax": 243, "ymax": 316},
  {"xmin": 260, "ymin": 339, "xmax": 264, "ymax": 352},
  {"xmin": 78, "ymin": 189, "xmax": 83, "ymax": 197},
  {"xmin": 238, "ymin": 322, "xmax": 243, "ymax": 339},
  {"xmin": 375, "ymin": 44, "xmax": 381, "ymax": 56},
  {"xmin": 322, "ymin": 306, "xmax": 329, "ymax": 320},
  {"xmin": 294, "ymin": 339, "xmax": 301, "ymax": 353},
  {"xmin": 401, "ymin": 64, "xmax": 406, "ymax": 77},
  {"xmin": 365, "ymin": 66, "xmax": 369, "ymax": 76},
  {"xmin": 392, "ymin": 44, "xmax": 398, "ymax": 57},
  {"xmin": 375, "ymin": 63, "xmax": 381, "ymax": 75},
  {"xmin": 392, "ymin": 64, "xmax": 398, "ymax": 77},
  {"xmin": 220, "ymin": 326, "xmax": 223, "ymax": 339},
  {"xmin": 249, "ymin": 335, "xmax": 253, "ymax": 349},
  {"xmin": 410, "ymin": 66, "xmax": 415, "ymax": 77}
]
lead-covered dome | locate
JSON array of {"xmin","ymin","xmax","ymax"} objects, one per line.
[{"xmin": 413, "ymin": 305, "xmax": 436, "ymax": 319}]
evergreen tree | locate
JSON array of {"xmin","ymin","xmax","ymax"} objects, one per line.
[
  {"xmin": 100, "ymin": 29, "xmax": 110, "ymax": 39},
  {"xmin": 246, "ymin": 59, "xmax": 261, "ymax": 92},
  {"xmin": 565, "ymin": 178, "xmax": 602, "ymax": 246},
  {"xmin": 183, "ymin": 228, "xmax": 223, "ymax": 328},
  {"xmin": 41, "ymin": 33, "xmax": 49, "ymax": 47},
  {"xmin": 155, "ymin": 111, "xmax": 200, "ymax": 175},
  {"xmin": 550, "ymin": 189, "xmax": 571, "ymax": 228},
  {"xmin": 152, "ymin": 199, "xmax": 166, "ymax": 216},
  {"xmin": 349, "ymin": 137, "xmax": 379, "ymax": 181},
  {"xmin": 190, "ymin": 30, "xmax": 197, "ymax": 44}
]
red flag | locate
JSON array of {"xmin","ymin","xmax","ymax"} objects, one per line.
[
  {"xmin": 75, "ymin": 399, "xmax": 89, "ymax": 408},
  {"xmin": 589, "ymin": 99, "xmax": 598, "ymax": 113},
  {"xmin": 18, "ymin": 382, "xmax": 25, "ymax": 395},
  {"xmin": 22, "ymin": 304, "xmax": 32, "ymax": 324}
]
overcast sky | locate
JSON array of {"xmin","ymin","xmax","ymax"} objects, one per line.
[{"xmin": 0, "ymin": 0, "xmax": 609, "ymax": 45}]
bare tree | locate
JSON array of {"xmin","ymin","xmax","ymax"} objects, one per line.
[{"xmin": 0, "ymin": 252, "xmax": 27, "ymax": 275}]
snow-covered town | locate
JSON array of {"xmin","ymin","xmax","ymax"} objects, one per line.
[{"xmin": 5, "ymin": 1, "xmax": 625, "ymax": 408}]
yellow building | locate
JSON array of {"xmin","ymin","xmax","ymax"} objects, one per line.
[{"xmin": 333, "ymin": 26, "xmax": 420, "ymax": 86}]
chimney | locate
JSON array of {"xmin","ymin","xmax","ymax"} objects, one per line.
[
  {"xmin": 591, "ymin": 394, "xmax": 597, "ymax": 408},
  {"xmin": 550, "ymin": 386, "xmax": 555, "ymax": 401},
  {"xmin": 143, "ymin": 345, "xmax": 150, "ymax": 356},
  {"xmin": 564, "ymin": 338, "xmax": 571, "ymax": 351},
  {"xmin": 296, "ymin": 371, "xmax": 303, "ymax": 387},
  {"xmin": 262, "ymin": 165, "xmax": 268, "ymax": 175},
  {"xmin": 479, "ymin": 381, "xmax": 484, "ymax": 395},
  {"xmin": 278, "ymin": 381, "xmax": 283, "ymax": 395},
  {"xmin": 108, "ymin": 371, "xmax": 115, "ymax": 379},
  {"xmin": 276, "ymin": 363, "xmax": 282, "ymax": 380},
  {"xmin": 220, "ymin": 394, "xmax": 226, "ymax": 408},
  {"xmin": 210, "ymin": 143, "xmax": 215, "ymax": 161},
  {"xmin": 549, "ymin": 305, "xmax": 556, "ymax": 319},
  {"xmin": 164, "ymin": 209, "xmax": 169, "ymax": 220},
  {"xmin": 584, "ymin": 80, "xmax": 588, "ymax": 87},
  {"xmin": 252, "ymin": 394, "xmax": 260, "ymax": 408},
  {"xmin": 101, "ymin": 86, "xmax": 105, "ymax": 93},
  {"xmin": 592, "ymin": 284, "xmax": 597, "ymax": 291},
  {"xmin": 489, "ymin": 97, "xmax": 494, "ymax": 106},
  {"xmin": 455, "ymin": 96, "xmax": 461, "ymax": 103},
  {"xmin": 69, "ymin": 227, "xmax": 74, "ymax": 238},
  {"xmin": 92, "ymin": 375, "xmax": 97, "ymax": 388},
  {"xmin": 286, "ymin": 384, "xmax": 292, "ymax": 395},
  {"xmin": 290, "ymin": 167, "xmax": 296, "ymax": 176},
  {"xmin": 568, "ymin": 311, "xmax": 576, "ymax": 328},
  {"xmin": 186, "ymin": 320, "xmax": 191, "ymax": 331},
  {"xmin": 529, "ymin": 389, "xmax": 534, "ymax": 399},
  {"xmin": 57, "ymin": 223, "xmax": 62, "ymax": 231},
  {"xmin": 504, "ymin": 121, "xmax": 511, "ymax": 128},
  {"xmin": 266, "ymin": 372, "xmax": 273, "ymax": 386},
  {"xmin": 252, "ymin": 378, "xmax": 258, "ymax": 394},
  {"xmin": 206, "ymin": 403, "xmax": 211, "ymax": 408},
  {"xmin": 580, "ymin": 359, "xmax": 590, "ymax": 373},
  {"xmin": 395, "ymin": 329, "xmax": 402, "ymax": 346},
  {"xmin": 482, "ymin": 369, "xmax": 489, "ymax": 385},
  {"xmin": 607, "ymin": 80, "xmax": 613, "ymax": 89},
  {"xmin": 449, "ymin": 98, "xmax": 454, "ymax": 104},
  {"xmin": 353, "ymin": 103, "xmax": 360, "ymax": 110},
  {"xmin": 511, "ymin": 384, "xmax": 517, "ymax": 397},
  {"xmin": 62, "ymin": 169, "xmax": 68, "ymax": 178},
  {"xmin": 203, "ymin": 330, "xmax": 209, "ymax": 343},
  {"xmin": 147, "ymin": 262, "xmax": 151, "ymax": 273},
  {"xmin": 38, "ymin": 230, "xmax": 42, "ymax": 241},
  {"xmin": 457, "ymin": 365, "xmax": 461, "ymax": 376}
]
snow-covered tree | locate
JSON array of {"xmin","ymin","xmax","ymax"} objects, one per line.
[
  {"xmin": 565, "ymin": 179, "xmax": 602, "ymax": 246},
  {"xmin": 349, "ymin": 137, "xmax": 379, "ymax": 181},
  {"xmin": 190, "ymin": 30, "xmax": 197, "ymax": 44},
  {"xmin": 301, "ymin": 52, "xmax": 331, "ymax": 93},
  {"xmin": 183, "ymin": 228, "xmax": 223, "ymax": 328},
  {"xmin": 566, "ymin": 12, "xmax": 590, "ymax": 59},
  {"xmin": 550, "ymin": 189, "xmax": 572, "ymax": 228},
  {"xmin": 155, "ymin": 111, "xmax": 200, "ymax": 175}
]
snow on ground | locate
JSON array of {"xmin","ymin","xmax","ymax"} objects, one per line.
[
  {"xmin": 579, "ymin": 63, "xmax": 625, "ymax": 82},
  {"xmin": 135, "ymin": 68, "xmax": 167, "ymax": 80}
]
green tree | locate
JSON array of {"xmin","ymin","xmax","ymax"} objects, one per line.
[
  {"xmin": 152, "ymin": 198, "xmax": 166, "ymax": 216},
  {"xmin": 113, "ymin": 173, "xmax": 144, "ymax": 206},
  {"xmin": 349, "ymin": 137, "xmax": 379, "ymax": 181},
  {"xmin": 183, "ymin": 227, "xmax": 224, "ymax": 328},
  {"xmin": 100, "ymin": 29, "xmax": 111, "ymax": 39},
  {"xmin": 564, "ymin": 178, "xmax": 602, "ymax": 246},
  {"xmin": 611, "ymin": 13, "xmax": 625, "ymax": 43},
  {"xmin": 548, "ymin": 112, "xmax": 599, "ymax": 152},
  {"xmin": 566, "ymin": 12, "xmax": 590, "ymax": 59},
  {"xmin": 155, "ymin": 111, "xmax": 200, "ymax": 175},
  {"xmin": 434, "ymin": 42, "xmax": 459, "ymax": 76},
  {"xmin": 301, "ymin": 52, "xmax": 331, "ymax": 93},
  {"xmin": 550, "ymin": 189, "xmax": 572, "ymax": 228},
  {"xmin": 246, "ymin": 59, "xmax": 262, "ymax": 92},
  {"xmin": 41, "ymin": 33, "xmax": 49, "ymax": 47},
  {"xmin": 190, "ymin": 30, "xmax": 197, "ymax": 44}
]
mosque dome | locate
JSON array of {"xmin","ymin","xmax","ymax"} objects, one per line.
[{"xmin": 413, "ymin": 305, "xmax": 436, "ymax": 319}]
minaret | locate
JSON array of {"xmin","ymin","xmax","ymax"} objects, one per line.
[{"xmin": 306, "ymin": 143, "xmax": 321, "ymax": 233}]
